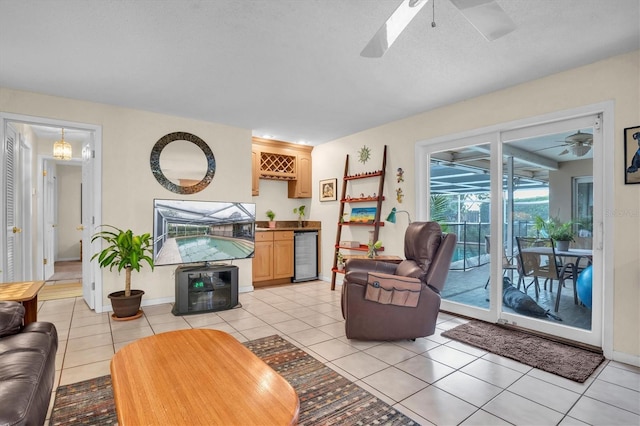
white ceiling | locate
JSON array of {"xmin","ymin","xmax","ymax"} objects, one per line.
[{"xmin": 1, "ymin": 0, "xmax": 638, "ymax": 145}]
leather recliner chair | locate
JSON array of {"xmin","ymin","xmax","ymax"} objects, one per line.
[{"xmin": 341, "ymin": 222, "xmax": 457, "ymax": 340}]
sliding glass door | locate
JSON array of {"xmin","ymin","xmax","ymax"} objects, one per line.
[
  {"xmin": 419, "ymin": 112, "xmax": 603, "ymax": 347},
  {"xmin": 426, "ymin": 133, "xmax": 497, "ymax": 323},
  {"xmin": 499, "ymin": 115, "xmax": 600, "ymax": 345}
]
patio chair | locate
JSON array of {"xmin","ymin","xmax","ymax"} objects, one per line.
[
  {"xmin": 484, "ymin": 235, "xmax": 521, "ymax": 289},
  {"xmin": 515, "ymin": 237, "xmax": 577, "ymax": 312},
  {"xmin": 341, "ymin": 222, "xmax": 456, "ymax": 340}
]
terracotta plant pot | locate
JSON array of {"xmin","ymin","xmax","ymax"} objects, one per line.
[
  {"xmin": 108, "ymin": 289, "xmax": 144, "ymax": 318},
  {"xmin": 268, "ymin": 221, "xmax": 276, "ymax": 229}
]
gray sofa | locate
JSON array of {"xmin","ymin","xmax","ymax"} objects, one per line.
[{"xmin": 0, "ymin": 301, "xmax": 58, "ymax": 426}]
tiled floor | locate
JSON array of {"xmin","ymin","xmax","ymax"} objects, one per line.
[{"xmin": 40, "ymin": 280, "xmax": 639, "ymax": 425}]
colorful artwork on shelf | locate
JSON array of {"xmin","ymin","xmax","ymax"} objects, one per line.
[{"xmin": 350, "ymin": 207, "xmax": 377, "ymax": 223}]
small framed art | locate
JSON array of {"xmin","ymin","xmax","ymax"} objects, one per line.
[
  {"xmin": 350, "ymin": 207, "xmax": 377, "ymax": 223},
  {"xmin": 624, "ymin": 125, "xmax": 640, "ymax": 184},
  {"xmin": 320, "ymin": 178, "xmax": 338, "ymax": 201}
]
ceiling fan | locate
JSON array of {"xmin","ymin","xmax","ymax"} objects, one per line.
[
  {"xmin": 557, "ymin": 131, "xmax": 594, "ymax": 157},
  {"xmin": 361, "ymin": 0, "xmax": 516, "ymax": 58},
  {"xmin": 535, "ymin": 131, "xmax": 594, "ymax": 157}
]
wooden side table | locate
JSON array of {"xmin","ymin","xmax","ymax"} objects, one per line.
[{"xmin": 0, "ymin": 281, "xmax": 46, "ymax": 325}]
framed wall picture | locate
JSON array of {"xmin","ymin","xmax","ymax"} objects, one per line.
[
  {"xmin": 320, "ymin": 178, "xmax": 338, "ymax": 201},
  {"xmin": 624, "ymin": 125, "xmax": 640, "ymax": 184}
]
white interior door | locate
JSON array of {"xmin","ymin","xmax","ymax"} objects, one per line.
[
  {"xmin": 81, "ymin": 135, "xmax": 96, "ymax": 309},
  {"xmin": 3, "ymin": 124, "xmax": 22, "ymax": 282},
  {"xmin": 43, "ymin": 159, "xmax": 57, "ymax": 280}
]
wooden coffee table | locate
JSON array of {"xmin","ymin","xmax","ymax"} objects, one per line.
[
  {"xmin": 110, "ymin": 329, "xmax": 299, "ymax": 425},
  {"xmin": 0, "ymin": 281, "xmax": 45, "ymax": 325}
]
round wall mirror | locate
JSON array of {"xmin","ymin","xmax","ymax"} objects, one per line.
[{"xmin": 150, "ymin": 132, "xmax": 216, "ymax": 194}]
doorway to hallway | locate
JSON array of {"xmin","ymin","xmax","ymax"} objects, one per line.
[{"xmin": 0, "ymin": 113, "xmax": 102, "ymax": 311}]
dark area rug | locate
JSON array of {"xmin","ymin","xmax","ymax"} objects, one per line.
[
  {"xmin": 50, "ymin": 334, "xmax": 418, "ymax": 425},
  {"xmin": 441, "ymin": 320, "xmax": 604, "ymax": 383}
]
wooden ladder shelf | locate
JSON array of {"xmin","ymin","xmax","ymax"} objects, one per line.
[{"xmin": 331, "ymin": 145, "xmax": 387, "ymax": 290}]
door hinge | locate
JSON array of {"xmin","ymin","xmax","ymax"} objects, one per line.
[
  {"xmin": 92, "ymin": 150, "xmax": 95, "ymax": 159},
  {"xmin": 43, "ymin": 258, "xmax": 48, "ymax": 265},
  {"xmin": 91, "ymin": 282, "xmax": 95, "ymax": 290},
  {"xmin": 43, "ymin": 170, "xmax": 47, "ymax": 176}
]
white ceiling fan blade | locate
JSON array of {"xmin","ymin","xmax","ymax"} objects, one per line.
[
  {"xmin": 361, "ymin": 0, "xmax": 430, "ymax": 58},
  {"xmin": 449, "ymin": 0, "xmax": 516, "ymax": 41}
]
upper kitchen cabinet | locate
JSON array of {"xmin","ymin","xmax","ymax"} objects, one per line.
[
  {"xmin": 252, "ymin": 137, "xmax": 313, "ymax": 198},
  {"xmin": 288, "ymin": 152, "xmax": 312, "ymax": 198}
]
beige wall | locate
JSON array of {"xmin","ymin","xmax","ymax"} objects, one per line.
[
  {"xmin": 313, "ymin": 50, "xmax": 640, "ymax": 360},
  {"xmin": 0, "ymin": 88, "xmax": 253, "ymax": 307},
  {"xmin": 252, "ymin": 178, "xmax": 313, "ymax": 223}
]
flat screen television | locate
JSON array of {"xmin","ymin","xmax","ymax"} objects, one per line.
[{"xmin": 153, "ymin": 199, "xmax": 256, "ymax": 266}]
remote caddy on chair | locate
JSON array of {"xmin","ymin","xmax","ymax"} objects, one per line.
[{"xmin": 341, "ymin": 222, "xmax": 457, "ymax": 341}]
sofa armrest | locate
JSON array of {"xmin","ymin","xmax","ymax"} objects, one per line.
[{"xmin": 23, "ymin": 322, "xmax": 58, "ymax": 343}]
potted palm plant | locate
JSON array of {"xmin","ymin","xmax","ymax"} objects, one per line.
[
  {"xmin": 549, "ymin": 222, "xmax": 575, "ymax": 251},
  {"xmin": 534, "ymin": 216, "xmax": 574, "ymax": 251},
  {"xmin": 91, "ymin": 225, "xmax": 154, "ymax": 320}
]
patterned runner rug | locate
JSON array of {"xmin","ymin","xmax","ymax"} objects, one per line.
[
  {"xmin": 441, "ymin": 320, "xmax": 604, "ymax": 383},
  {"xmin": 50, "ymin": 334, "xmax": 418, "ymax": 425}
]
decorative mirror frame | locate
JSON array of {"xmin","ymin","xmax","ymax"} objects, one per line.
[{"xmin": 150, "ymin": 131, "xmax": 216, "ymax": 194}]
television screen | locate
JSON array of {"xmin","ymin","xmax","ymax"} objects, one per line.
[{"xmin": 153, "ymin": 199, "xmax": 256, "ymax": 266}]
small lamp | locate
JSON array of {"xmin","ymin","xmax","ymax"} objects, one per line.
[
  {"xmin": 53, "ymin": 128, "xmax": 72, "ymax": 160},
  {"xmin": 386, "ymin": 207, "xmax": 412, "ymax": 224}
]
